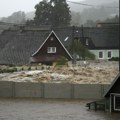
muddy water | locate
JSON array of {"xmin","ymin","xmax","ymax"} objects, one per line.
[{"xmin": 0, "ymin": 99, "xmax": 119, "ymax": 120}]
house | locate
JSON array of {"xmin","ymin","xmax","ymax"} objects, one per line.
[
  {"xmin": 104, "ymin": 73, "xmax": 120, "ymax": 112},
  {"xmin": 86, "ymin": 73, "xmax": 120, "ymax": 112},
  {"xmin": 30, "ymin": 30, "xmax": 72, "ymax": 65},
  {"xmin": 55, "ymin": 26, "xmax": 119, "ymax": 60},
  {"xmin": 89, "ymin": 25, "xmax": 119, "ymax": 60},
  {"xmin": 96, "ymin": 22, "xmax": 119, "ymax": 28},
  {"xmin": 0, "ymin": 27, "xmax": 74, "ymax": 65},
  {"xmin": 52, "ymin": 26, "xmax": 119, "ymax": 60},
  {"xmin": 0, "ymin": 26, "xmax": 119, "ymax": 65}
]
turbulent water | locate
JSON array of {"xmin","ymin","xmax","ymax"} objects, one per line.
[{"xmin": 0, "ymin": 99, "xmax": 119, "ymax": 120}]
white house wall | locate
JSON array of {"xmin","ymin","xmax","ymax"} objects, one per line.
[{"xmin": 90, "ymin": 49, "xmax": 119, "ymax": 60}]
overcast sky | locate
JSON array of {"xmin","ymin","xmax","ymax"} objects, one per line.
[{"xmin": 0, "ymin": 0, "xmax": 84, "ymax": 17}]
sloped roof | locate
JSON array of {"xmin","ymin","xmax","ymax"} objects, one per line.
[
  {"xmin": 104, "ymin": 72, "xmax": 120, "ymax": 97},
  {"xmin": 0, "ymin": 26, "xmax": 119, "ymax": 65},
  {"xmin": 0, "ymin": 30, "xmax": 50, "ymax": 65},
  {"xmin": 32, "ymin": 30, "xmax": 72, "ymax": 59},
  {"xmin": 88, "ymin": 26, "xmax": 119, "ymax": 49},
  {"xmin": 54, "ymin": 26, "xmax": 119, "ymax": 50}
]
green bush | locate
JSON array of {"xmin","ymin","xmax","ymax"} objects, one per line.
[
  {"xmin": 41, "ymin": 66, "xmax": 44, "ymax": 70},
  {"xmin": 36, "ymin": 66, "xmax": 37, "ymax": 70},
  {"xmin": 28, "ymin": 66, "xmax": 31, "ymax": 70},
  {"xmin": 21, "ymin": 67, "xmax": 24, "ymax": 70},
  {"xmin": 109, "ymin": 57, "xmax": 119, "ymax": 61},
  {"xmin": 0, "ymin": 67, "xmax": 17, "ymax": 73},
  {"xmin": 8, "ymin": 64, "xmax": 15, "ymax": 67},
  {"xmin": 55, "ymin": 56, "xmax": 68, "ymax": 66}
]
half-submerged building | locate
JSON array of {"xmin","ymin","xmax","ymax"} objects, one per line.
[
  {"xmin": 104, "ymin": 73, "xmax": 120, "ymax": 112},
  {"xmin": 86, "ymin": 73, "xmax": 120, "ymax": 112}
]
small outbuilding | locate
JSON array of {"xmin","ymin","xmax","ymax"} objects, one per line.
[
  {"xmin": 86, "ymin": 73, "xmax": 120, "ymax": 112},
  {"xmin": 104, "ymin": 73, "xmax": 120, "ymax": 112}
]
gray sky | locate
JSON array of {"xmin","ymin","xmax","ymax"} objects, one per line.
[{"xmin": 0, "ymin": 0, "xmax": 84, "ymax": 17}]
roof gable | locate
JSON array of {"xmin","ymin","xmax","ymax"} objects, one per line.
[
  {"xmin": 104, "ymin": 73, "xmax": 120, "ymax": 97},
  {"xmin": 32, "ymin": 30, "xmax": 72, "ymax": 59}
]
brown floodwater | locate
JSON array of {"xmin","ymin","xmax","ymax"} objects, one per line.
[{"xmin": 0, "ymin": 99, "xmax": 120, "ymax": 120}]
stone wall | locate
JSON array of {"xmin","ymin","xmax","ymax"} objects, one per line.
[{"xmin": 0, "ymin": 81, "xmax": 110, "ymax": 99}]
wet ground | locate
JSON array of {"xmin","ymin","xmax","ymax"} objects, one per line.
[{"xmin": 0, "ymin": 99, "xmax": 120, "ymax": 120}]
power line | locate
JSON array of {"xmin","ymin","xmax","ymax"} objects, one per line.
[
  {"xmin": 67, "ymin": 1, "xmax": 94, "ymax": 7},
  {"xmin": 67, "ymin": 1, "xmax": 119, "ymax": 9}
]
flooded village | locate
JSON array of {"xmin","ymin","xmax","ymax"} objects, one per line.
[{"xmin": 0, "ymin": 0, "xmax": 119, "ymax": 120}]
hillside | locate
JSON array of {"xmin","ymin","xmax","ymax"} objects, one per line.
[
  {"xmin": 0, "ymin": 0, "xmax": 119, "ymax": 25},
  {"xmin": 69, "ymin": 0, "xmax": 119, "ymax": 24},
  {"xmin": 69, "ymin": 0, "xmax": 118, "ymax": 12}
]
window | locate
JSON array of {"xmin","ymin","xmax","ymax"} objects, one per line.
[
  {"xmin": 114, "ymin": 95, "xmax": 120, "ymax": 111},
  {"xmin": 47, "ymin": 47, "xmax": 56, "ymax": 53},
  {"xmin": 98, "ymin": 51, "xmax": 104, "ymax": 59},
  {"xmin": 50, "ymin": 37, "xmax": 54, "ymax": 41},
  {"xmin": 86, "ymin": 39, "xmax": 89, "ymax": 45},
  {"xmin": 108, "ymin": 51, "xmax": 112, "ymax": 58}
]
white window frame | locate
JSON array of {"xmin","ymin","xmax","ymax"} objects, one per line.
[
  {"xmin": 107, "ymin": 50, "xmax": 112, "ymax": 59},
  {"xmin": 98, "ymin": 51, "xmax": 104, "ymax": 59},
  {"xmin": 47, "ymin": 47, "xmax": 56, "ymax": 53},
  {"xmin": 114, "ymin": 94, "xmax": 120, "ymax": 111}
]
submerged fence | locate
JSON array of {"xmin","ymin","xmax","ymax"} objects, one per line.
[{"xmin": 0, "ymin": 81, "xmax": 110, "ymax": 99}]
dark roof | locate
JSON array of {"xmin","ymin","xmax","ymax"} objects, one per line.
[
  {"xmin": 54, "ymin": 26, "xmax": 119, "ymax": 50},
  {"xmin": 97, "ymin": 23, "xmax": 119, "ymax": 27},
  {"xmin": 88, "ymin": 26, "xmax": 119, "ymax": 49},
  {"xmin": 0, "ymin": 26, "xmax": 119, "ymax": 65},
  {"xmin": 32, "ymin": 30, "xmax": 72, "ymax": 59},
  {"xmin": 104, "ymin": 73, "xmax": 120, "ymax": 97},
  {"xmin": 0, "ymin": 30, "xmax": 50, "ymax": 65}
]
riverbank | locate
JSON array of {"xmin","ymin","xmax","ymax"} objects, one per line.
[{"xmin": 0, "ymin": 61, "xmax": 119, "ymax": 84}]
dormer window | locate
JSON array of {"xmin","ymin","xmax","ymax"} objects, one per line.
[
  {"xmin": 50, "ymin": 37, "xmax": 54, "ymax": 41},
  {"xmin": 86, "ymin": 39, "xmax": 89, "ymax": 45},
  {"xmin": 47, "ymin": 47, "xmax": 56, "ymax": 53}
]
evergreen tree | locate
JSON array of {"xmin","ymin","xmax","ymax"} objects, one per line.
[
  {"xmin": 34, "ymin": 0, "xmax": 52, "ymax": 26},
  {"xmin": 50, "ymin": 0, "xmax": 71, "ymax": 26},
  {"xmin": 69, "ymin": 37, "xmax": 95, "ymax": 60},
  {"xmin": 31, "ymin": 0, "xmax": 71, "ymax": 27}
]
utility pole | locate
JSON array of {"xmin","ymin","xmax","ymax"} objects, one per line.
[
  {"xmin": 118, "ymin": 21, "xmax": 120, "ymax": 72},
  {"xmin": 72, "ymin": 26, "xmax": 76, "ymax": 65},
  {"xmin": 81, "ymin": 24, "xmax": 84, "ymax": 41},
  {"xmin": 71, "ymin": 26, "xmax": 76, "ymax": 76},
  {"xmin": 118, "ymin": 2, "xmax": 120, "ymax": 72},
  {"xmin": 81, "ymin": 24, "xmax": 85, "ymax": 60}
]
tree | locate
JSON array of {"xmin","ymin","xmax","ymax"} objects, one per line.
[
  {"xmin": 71, "ymin": 11, "xmax": 82, "ymax": 26},
  {"xmin": 34, "ymin": 0, "xmax": 52, "ymax": 26},
  {"xmin": 69, "ymin": 37, "xmax": 95, "ymax": 61},
  {"xmin": 1, "ymin": 11, "xmax": 26, "ymax": 24},
  {"xmin": 26, "ymin": 19, "xmax": 35, "ymax": 26},
  {"xmin": 50, "ymin": 0, "xmax": 71, "ymax": 27},
  {"xmin": 31, "ymin": 0, "xmax": 71, "ymax": 27},
  {"xmin": 84, "ymin": 20, "xmax": 96, "ymax": 27},
  {"xmin": 104, "ymin": 15, "xmax": 119, "ymax": 23}
]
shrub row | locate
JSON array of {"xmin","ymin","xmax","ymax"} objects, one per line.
[
  {"xmin": 0, "ymin": 67, "xmax": 17, "ymax": 73},
  {"xmin": 109, "ymin": 57, "xmax": 119, "ymax": 61}
]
